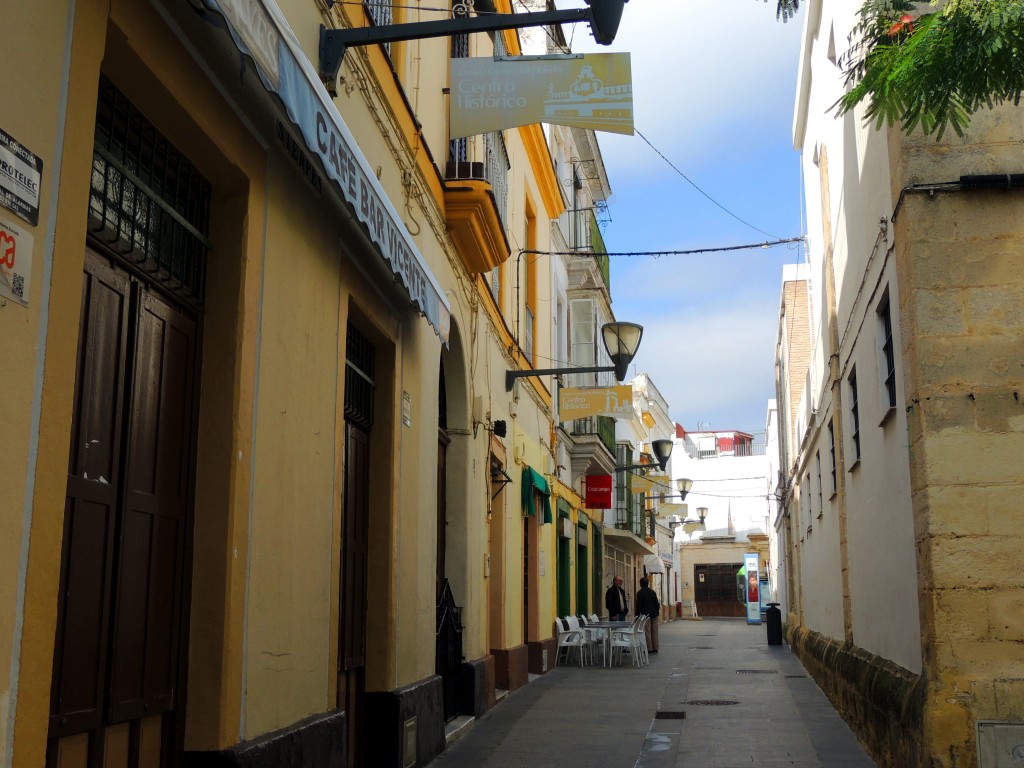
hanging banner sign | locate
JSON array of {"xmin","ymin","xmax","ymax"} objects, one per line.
[
  {"xmin": 744, "ymin": 553, "xmax": 761, "ymax": 625},
  {"xmin": 628, "ymin": 473, "xmax": 650, "ymax": 493},
  {"xmin": 585, "ymin": 474, "xmax": 613, "ymax": 509},
  {"xmin": 559, "ymin": 384, "xmax": 632, "ymax": 421},
  {"xmin": 450, "ymin": 53, "xmax": 633, "ymax": 139}
]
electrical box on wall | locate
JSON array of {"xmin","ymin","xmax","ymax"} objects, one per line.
[
  {"xmin": 977, "ymin": 721, "xmax": 1024, "ymax": 768},
  {"xmin": 403, "ymin": 717, "xmax": 417, "ymax": 768}
]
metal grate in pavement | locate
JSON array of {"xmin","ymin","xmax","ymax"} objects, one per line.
[
  {"xmin": 736, "ymin": 669, "xmax": 777, "ymax": 674},
  {"xmin": 685, "ymin": 700, "xmax": 738, "ymax": 706},
  {"xmin": 654, "ymin": 711, "xmax": 687, "ymax": 719}
]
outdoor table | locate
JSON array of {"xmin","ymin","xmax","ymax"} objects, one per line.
[{"xmin": 585, "ymin": 620, "xmax": 633, "ymax": 667}]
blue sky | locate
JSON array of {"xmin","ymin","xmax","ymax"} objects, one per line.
[{"xmin": 557, "ymin": 0, "xmax": 807, "ymax": 436}]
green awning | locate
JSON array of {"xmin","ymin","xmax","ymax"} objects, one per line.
[{"xmin": 522, "ymin": 466, "xmax": 553, "ymax": 524}]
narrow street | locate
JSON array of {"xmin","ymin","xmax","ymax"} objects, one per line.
[{"xmin": 430, "ymin": 619, "xmax": 877, "ymax": 768}]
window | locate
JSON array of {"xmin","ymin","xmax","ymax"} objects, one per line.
[
  {"xmin": 848, "ymin": 368, "xmax": 861, "ymax": 462},
  {"xmin": 816, "ymin": 451, "xmax": 824, "ymax": 515},
  {"xmin": 570, "ymin": 298, "xmax": 596, "ymax": 387},
  {"xmin": 364, "ymin": 0, "xmax": 393, "ymax": 54},
  {"xmin": 615, "ymin": 443, "xmax": 631, "ymax": 530},
  {"xmin": 828, "ymin": 418, "xmax": 836, "ymax": 494},
  {"xmin": 800, "ymin": 474, "xmax": 808, "ymax": 517},
  {"xmin": 91, "ymin": 75, "xmax": 211, "ymax": 305},
  {"xmin": 878, "ymin": 292, "xmax": 897, "ymax": 410},
  {"xmin": 524, "ymin": 209, "xmax": 537, "ymax": 363}
]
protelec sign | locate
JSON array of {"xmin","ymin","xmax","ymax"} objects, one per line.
[{"xmin": 585, "ymin": 475, "xmax": 613, "ymax": 509}]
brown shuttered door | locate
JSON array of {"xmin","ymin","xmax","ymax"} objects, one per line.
[
  {"xmin": 50, "ymin": 250, "xmax": 198, "ymax": 766},
  {"xmin": 50, "ymin": 254, "xmax": 131, "ymax": 737},
  {"xmin": 108, "ymin": 287, "xmax": 195, "ymax": 723}
]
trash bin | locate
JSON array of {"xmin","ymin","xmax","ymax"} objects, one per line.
[{"xmin": 765, "ymin": 602, "xmax": 782, "ymax": 645}]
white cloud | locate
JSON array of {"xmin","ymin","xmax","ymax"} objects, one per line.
[
  {"xmin": 627, "ymin": 298, "xmax": 780, "ymax": 432},
  {"xmin": 557, "ymin": 0, "xmax": 806, "ymax": 172},
  {"xmin": 549, "ymin": 0, "xmax": 807, "ymax": 433}
]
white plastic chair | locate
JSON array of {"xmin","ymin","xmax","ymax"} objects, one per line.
[
  {"xmin": 565, "ymin": 616, "xmax": 592, "ymax": 665},
  {"xmin": 610, "ymin": 616, "xmax": 643, "ymax": 667},
  {"xmin": 554, "ymin": 617, "xmax": 587, "ymax": 667},
  {"xmin": 577, "ymin": 614, "xmax": 604, "ymax": 665},
  {"xmin": 633, "ymin": 615, "xmax": 650, "ymax": 665}
]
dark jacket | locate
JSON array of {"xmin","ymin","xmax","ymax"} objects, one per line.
[
  {"xmin": 605, "ymin": 584, "xmax": 628, "ymax": 616},
  {"xmin": 636, "ymin": 585, "xmax": 660, "ymax": 619}
]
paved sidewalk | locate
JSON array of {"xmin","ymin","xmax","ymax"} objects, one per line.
[{"xmin": 429, "ymin": 618, "xmax": 877, "ymax": 768}]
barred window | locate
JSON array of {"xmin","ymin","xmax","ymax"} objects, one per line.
[
  {"xmin": 828, "ymin": 418, "xmax": 836, "ymax": 493},
  {"xmin": 848, "ymin": 368, "xmax": 861, "ymax": 462},
  {"xmin": 878, "ymin": 292, "xmax": 897, "ymax": 409},
  {"xmin": 816, "ymin": 450, "xmax": 823, "ymax": 515},
  {"xmin": 89, "ymin": 75, "xmax": 211, "ymax": 305}
]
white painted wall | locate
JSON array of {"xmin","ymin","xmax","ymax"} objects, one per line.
[{"xmin": 790, "ymin": 0, "xmax": 921, "ymax": 672}]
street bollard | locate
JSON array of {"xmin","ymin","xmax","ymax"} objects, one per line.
[{"xmin": 765, "ymin": 602, "xmax": 783, "ymax": 645}]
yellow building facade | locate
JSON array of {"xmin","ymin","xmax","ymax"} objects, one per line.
[{"xmin": 0, "ymin": 0, "xmax": 603, "ymax": 766}]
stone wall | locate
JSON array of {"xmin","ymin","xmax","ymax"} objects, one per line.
[
  {"xmin": 891, "ymin": 105, "xmax": 1024, "ymax": 767},
  {"xmin": 789, "ymin": 626, "xmax": 924, "ymax": 768}
]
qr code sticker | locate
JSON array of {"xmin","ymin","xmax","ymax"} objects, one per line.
[{"xmin": 12, "ymin": 272, "xmax": 24, "ymax": 298}]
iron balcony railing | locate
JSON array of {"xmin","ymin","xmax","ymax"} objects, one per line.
[
  {"xmin": 446, "ymin": 130, "xmax": 509, "ymax": 232},
  {"xmin": 681, "ymin": 441, "xmax": 768, "ymax": 460},
  {"xmin": 571, "ymin": 415, "xmax": 616, "ymax": 456},
  {"xmin": 614, "ymin": 502, "xmax": 646, "ymax": 538}
]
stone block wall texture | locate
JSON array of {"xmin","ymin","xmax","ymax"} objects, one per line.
[{"xmin": 892, "ymin": 106, "xmax": 1024, "ymax": 768}]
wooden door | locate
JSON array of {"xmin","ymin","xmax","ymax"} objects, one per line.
[
  {"xmin": 436, "ymin": 431, "xmax": 449, "ymax": 600},
  {"xmin": 341, "ymin": 421, "xmax": 369, "ymax": 767},
  {"xmin": 50, "ymin": 250, "xmax": 197, "ymax": 767}
]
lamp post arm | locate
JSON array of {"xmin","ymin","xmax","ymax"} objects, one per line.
[
  {"xmin": 320, "ymin": 8, "xmax": 591, "ymax": 84},
  {"xmin": 505, "ymin": 364, "xmax": 614, "ymax": 391}
]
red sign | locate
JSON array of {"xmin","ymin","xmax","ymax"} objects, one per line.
[{"xmin": 585, "ymin": 474, "xmax": 613, "ymax": 509}]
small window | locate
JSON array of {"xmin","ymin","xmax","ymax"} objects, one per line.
[
  {"xmin": 828, "ymin": 418, "xmax": 837, "ymax": 494},
  {"xmin": 798, "ymin": 476, "xmax": 809, "ymax": 542},
  {"xmin": 816, "ymin": 450, "xmax": 823, "ymax": 516},
  {"xmin": 878, "ymin": 292, "xmax": 897, "ymax": 410},
  {"xmin": 848, "ymin": 368, "xmax": 861, "ymax": 463}
]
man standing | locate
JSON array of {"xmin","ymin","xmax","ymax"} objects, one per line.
[
  {"xmin": 636, "ymin": 577, "xmax": 660, "ymax": 654},
  {"xmin": 605, "ymin": 575, "xmax": 628, "ymax": 621}
]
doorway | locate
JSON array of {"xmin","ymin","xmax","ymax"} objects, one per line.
[
  {"xmin": 49, "ymin": 76, "xmax": 208, "ymax": 768},
  {"xmin": 341, "ymin": 323, "xmax": 374, "ymax": 767}
]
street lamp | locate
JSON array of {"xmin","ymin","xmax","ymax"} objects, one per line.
[
  {"xmin": 647, "ymin": 477, "xmax": 693, "ymax": 502},
  {"xmin": 682, "ymin": 507, "xmax": 708, "ymax": 537},
  {"xmin": 505, "ymin": 321, "xmax": 643, "ymax": 392},
  {"xmin": 616, "ymin": 438, "xmax": 672, "ymax": 473},
  {"xmin": 320, "ymin": 0, "xmax": 631, "ymax": 89}
]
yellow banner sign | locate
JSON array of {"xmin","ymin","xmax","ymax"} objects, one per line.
[
  {"xmin": 559, "ymin": 385, "xmax": 632, "ymax": 421},
  {"xmin": 450, "ymin": 53, "xmax": 633, "ymax": 139},
  {"xmin": 631, "ymin": 474, "xmax": 654, "ymax": 493}
]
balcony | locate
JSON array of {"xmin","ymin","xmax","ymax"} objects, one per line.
[
  {"xmin": 567, "ymin": 415, "xmax": 616, "ymax": 477},
  {"xmin": 565, "ymin": 209, "xmax": 611, "ymax": 296},
  {"xmin": 614, "ymin": 505, "xmax": 646, "ymax": 538},
  {"xmin": 444, "ymin": 132, "xmax": 511, "ymax": 275},
  {"xmin": 682, "ymin": 440, "xmax": 767, "ymax": 460}
]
